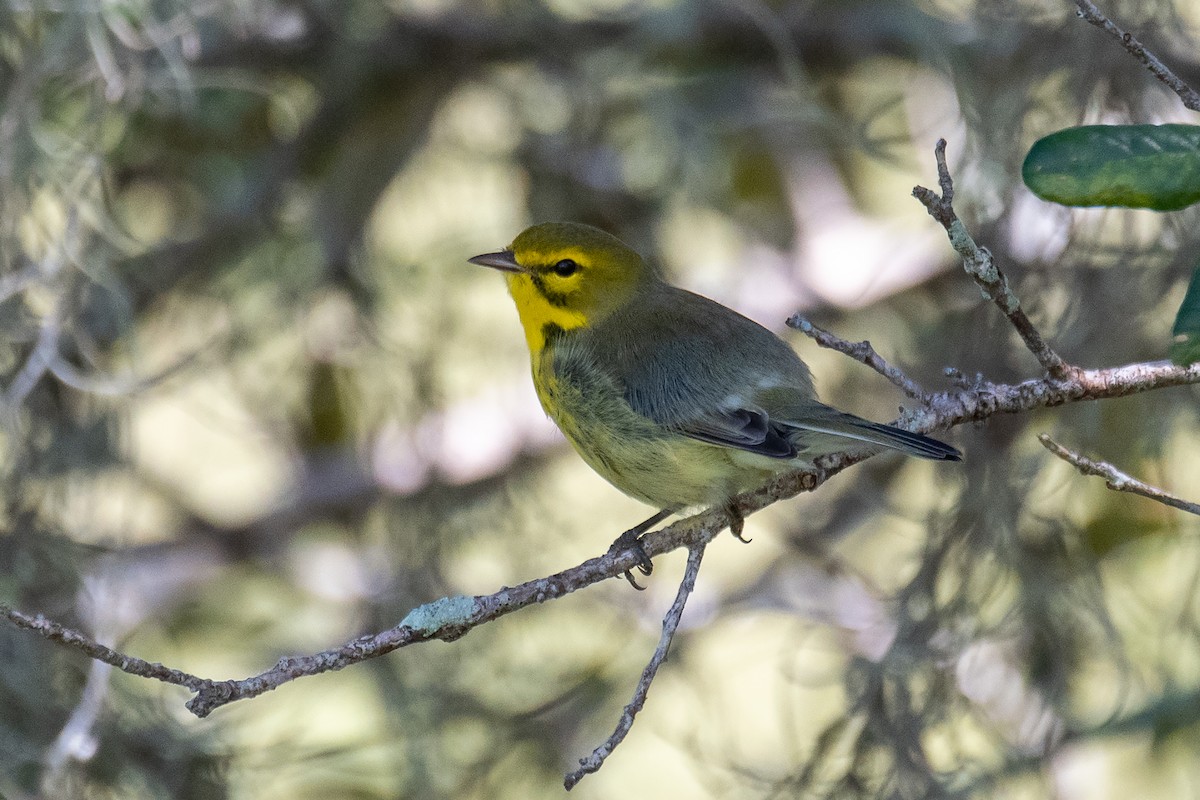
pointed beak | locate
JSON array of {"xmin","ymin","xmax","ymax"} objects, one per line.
[{"xmin": 468, "ymin": 249, "xmax": 521, "ymax": 273}]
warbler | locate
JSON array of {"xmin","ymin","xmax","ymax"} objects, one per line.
[{"xmin": 470, "ymin": 222, "xmax": 959, "ymax": 578}]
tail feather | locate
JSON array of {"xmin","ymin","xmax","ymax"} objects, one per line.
[
  {"xmin": 792, "ymin": 415, "xmax": 962, "ymax": 462},
  {"xmin": 858, "ymin": 420, "xmax": 962, "ymax": 461}
]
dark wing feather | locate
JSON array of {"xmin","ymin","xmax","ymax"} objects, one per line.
[{"xmin": 678, "ymin": 408, "xmax": 797, "ymax": 459}]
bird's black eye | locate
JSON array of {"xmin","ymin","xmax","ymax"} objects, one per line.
[{"xmin": 552, "ymin": 259, "xmax": 579, "ymax": 277}]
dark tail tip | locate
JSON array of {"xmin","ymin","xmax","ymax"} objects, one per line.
[{"xmin": 873, "ymin": 423, "xmax": 962, "ymax": 462}]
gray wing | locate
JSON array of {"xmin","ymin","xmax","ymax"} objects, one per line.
[
  {"xmin": 586, "ymin": 285, "xmax": 811, "ymax": 459},
  {"xmin": 676, "ymin": 407, "xmax": 797, "ymax": 458}
]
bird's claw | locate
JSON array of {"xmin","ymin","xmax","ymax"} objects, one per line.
[
  {"xmin": 727, "ymin": 503, "xmax": 751, "ymax": 543},
  {"xmin": 608, "ymin": 527, "xmax": 654, "ymax": 590}
]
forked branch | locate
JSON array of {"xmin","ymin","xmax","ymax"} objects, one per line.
[{"xmin": 912, "ymin": 139, "xmax": 1076, "ymax": 382}]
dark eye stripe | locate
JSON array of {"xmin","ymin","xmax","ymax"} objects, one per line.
[{"xmin": 529, "ymin": 273, "xmax": 572, "ymax": 307}]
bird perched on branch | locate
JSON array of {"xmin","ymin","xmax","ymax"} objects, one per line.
[{"xmin": 471, "ymin": 222, "xmax": 960, "ymax": 584}]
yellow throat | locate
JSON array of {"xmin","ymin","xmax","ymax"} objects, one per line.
[{"xmin": 503, "ymin": 269, "xmax": 588, "ymax": 354}]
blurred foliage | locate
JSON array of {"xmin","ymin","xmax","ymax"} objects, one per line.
[
  {"xmin": 1, "ymin": 0, "xmax": 1200, "ymax": 798},
  {"xmin": 1171, "ymin": 265, "xmax": 1200, "ymax": 365}
]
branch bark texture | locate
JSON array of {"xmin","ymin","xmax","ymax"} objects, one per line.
[{"xmin": 912, "ymin": 140, "xmax": 1075, "ymax": 381}]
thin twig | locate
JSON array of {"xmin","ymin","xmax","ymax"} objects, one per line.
[
  {"xmin": 912, "ymin": 140, "xmax": 1076, "ymax": 382},
  {"xmin": 1038, "ymin": 434, "xmax": 1200, "ymax": 516},
  {"xmin": 786, "ymin": 314, "xmax": 929, "ymax": 401},
  {"xmin": 183, "ymin": 528, "xmax": 722, "ymax": 717},
  {"xmin": 0, "ymin": 478, "xmax": 822, "ymax": 718},
  {"xmin": 2, "ymin": 508, "xmax": 742, "ymax": 719},
  {"xmin": 1073, "ymin": 0, "xmax": 1200, "ymax": 112},
  {"xmin": 564, "ymin": 542, "xmax": 707, "ymax": 790},
  {"xmin": 0, "ymin": 605, "xmax": 207, "ymax": 691}
]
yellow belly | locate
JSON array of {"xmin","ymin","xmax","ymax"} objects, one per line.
[{"xmin": 532, "ymin": 349, "xmax": 784, "ymax": 510}]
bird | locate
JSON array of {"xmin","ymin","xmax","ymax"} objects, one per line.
[{"xmin": 470, "ymin": 222, "xmax": 960, "ymax": 584}]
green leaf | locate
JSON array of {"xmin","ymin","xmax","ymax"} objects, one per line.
[
  {"xmin": 1022, "ymin": 124, "xmax": 1200, "ymax": 211},
  {"xmin": 1171, "ymin": 266, "xmax": 1200, "ymax": 366}
]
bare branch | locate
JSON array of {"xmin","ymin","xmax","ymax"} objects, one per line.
[
  {"xmin": 1073, "ymin": 0, "xmax": 1200, "ymax": 112},
  {"xmin": 182, "ymin": 520, "xmax": 727, "ymax": 717},
  {"xmin": 1038, "ymin": 433, "xmax": 1200, "ymax": 516},
  {"xmin": 0, "ymin": 463, "xmax": 828, "ymax": 718},
  {"xmin": 787, "ymin": 314, "xmax": 929, "ymax": 401},
  {"xmin": 2, "ymin": 352, "xmax": 1198, "ymax": 719},
  {"xmin": 565, "ymin": 543, "xmax": 707, "ymax": 790},
  {"xmin": 911, "ymin": 358, "xmax": 1200, "ymax": 432},
  {"xmin": 0, "ymin": 605, "xmax": 206, "ymax": 692},
  {"xmin": 913, "ymin": 139, "xmax": 1076, "ymax": 382}
]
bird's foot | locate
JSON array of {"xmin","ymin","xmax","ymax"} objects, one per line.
[
  {"xmin": 726, "ymin": 502, "xmax": 751, "ymax": 543},
  {"xmin": 608, "ymin": 527, "xmax": 654, "ymax": 590},
  {"xmin": 607, "ymin": 509, "xmax": 673, "ymax": 590}
]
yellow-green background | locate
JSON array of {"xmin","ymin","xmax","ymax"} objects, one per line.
[{"xmin": 2, "ymin": 0, "xmax": 1200, "ymax": 798}]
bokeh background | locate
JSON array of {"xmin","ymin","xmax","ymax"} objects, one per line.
[{"xmin": 3, "ymin": 0, "xmax": 1200, "ymax": 798}]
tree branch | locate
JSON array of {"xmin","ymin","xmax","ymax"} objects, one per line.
[
  {"xmin": 5, "ymin": 352, "xmax": 1197, "ymax": 717},
  {"xmin": 1072, "ymin": 0, "xmax": 1200, "ymax": 112},
  {"xmin": 97, "ymin": 504, "xmax": 748, "ymax": 719},
  {"xmin": 564, "ymin": 542, "xmax": 707, "ymax": 790},
  {"xmin": 0, "ymin": 463, "xmax": 835, "ymax": 718},
  {"xmin": 181, "ymin": 519, "xmax": 725, "ymax": 718},
  {"xmin": 1038, "ymin": 433, "xmax": 1200, "ymax": 516},
  {"xmin": 0, "ymin": 605, "xmax": 207, "ymax": 692},
  {"xmin": 912, "ymin": 359, "xmax": 1200, "ymax": 430},
  {"xmin": 913, "ymin": 139, "xmax": 1076, "ymax": 382},
  {"xmin": 786, "ymin": 314, "xmax": 929, "ymax": 402}
]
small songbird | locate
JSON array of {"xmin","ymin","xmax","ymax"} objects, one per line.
[{"xmin": 470, "ymin": 222, "xmax": 959, "ymax": 580}]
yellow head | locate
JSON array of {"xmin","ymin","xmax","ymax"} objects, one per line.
[{"xmin": 469, "ymin": 222, "xmax": 655, "ymax": 352}]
